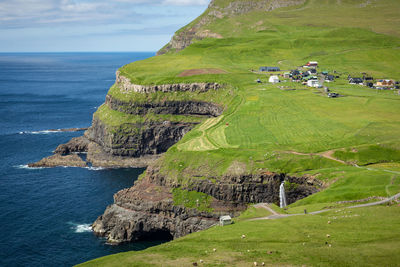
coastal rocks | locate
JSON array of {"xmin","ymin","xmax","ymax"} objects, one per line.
[
  {"xmin": 55, "ymin": 136, "xmax": 90, "ymax": 155},
  {"xmin": 116, "ymin": 71, "xmax": 221, "ymax": 94},
  {"xmin": 86, "ymin": 142, "xmax": 160, "ymax": 168},
  {"xmin": 92, "ymin": 167, "xmax": 321, "ymax": 244},
  {"xmin": 85, "ymin": 117, "xmax": 197, "ymax": 157},
  {"xmin": 28, "ymin": 154, "xmax": 87, "ymax": 168},
  {"xmin": 92, "ymin": 178, "xmax": 227, "ymax": 244},
  {"xmin": 105, "ymin": 95, "xmax": 223, "ymax": 117}
]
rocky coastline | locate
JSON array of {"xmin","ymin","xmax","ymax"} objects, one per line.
[
  {"xmin": 29, "ymin": 56, "xmax": 322, "ymax": 245},
  {"xmin": 92, "ymin": 164, "xmax": 321, "ymax": 244}
]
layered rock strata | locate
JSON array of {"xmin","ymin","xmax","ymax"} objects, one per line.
[
  {"xmin": 92, "ymin": 166, "xmax": 321, "ymax": 244},
  {"xmin": 30, "ymin": 72, "xmax": 223, "ymax": 168},
  {"xmin": 105, "ymin": 95, "xmax": 223, "ymax": 117},
  {"xmin": 116, "ymin": 71, "xmax": 221, "ymax": 94}
]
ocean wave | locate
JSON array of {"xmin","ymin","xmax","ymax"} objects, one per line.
[
  {"xmin": 14, "ymin": 164, "xmax": 46, "ymax": 170},
  {"xmin": 86, "ymin": 166, "xmax": 106, "ymax": 171},
  {"xmin": 19, "ymin": 130, "xmax": 62, "ymax": 135},
  {"xmin": 69, "ymin": 223, "xmax": 93, "ymax": 233}
]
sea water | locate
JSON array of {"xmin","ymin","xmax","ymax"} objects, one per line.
[{"xmin": 0, "ymin": 52, "xmax": 166, "ymax": 266}]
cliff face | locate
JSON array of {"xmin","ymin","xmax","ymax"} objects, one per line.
[
  {"xmin": 92, "ymin": 164, "xmax": 321, "ymax": 244},
  {"xmin": 30, "ymin": 71, "xmax": 223, "ymax": 168},
  {"xmin": 157, "ymin": 0, "xmax": 306, "ymax": 55},
  {"xmin": 85, "ymin": 117, "xmax": 196, "ymax": 157}
]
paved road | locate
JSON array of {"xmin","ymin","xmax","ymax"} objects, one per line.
[{"xmin": 250, "ymin": 192, "xmax": 400, "ymax": 221}]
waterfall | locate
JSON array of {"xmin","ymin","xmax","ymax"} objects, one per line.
[{"xmin": 279, "ymin": 182, "xmax": 287, "ymax": 208}]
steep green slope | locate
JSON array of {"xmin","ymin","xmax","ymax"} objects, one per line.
[{"xmin": 84, "ymin": 0, "xmax": 400, "ymax": 265}]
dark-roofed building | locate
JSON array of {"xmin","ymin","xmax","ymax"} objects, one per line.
[
  {"xmin": 325, "ymin": 75, "xmax": 335, "ymax": 82},
  {"xmin": 259, "ymin": 66, "xmax": 280, "ymax": 72},
  {"xmin": 349, "ymin": 78, "xmax": 363, "ymax": 85}
]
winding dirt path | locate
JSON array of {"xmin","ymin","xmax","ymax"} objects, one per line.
[{"xmin": 249, "ymin": 192, "xmax": 400, "ymax": 221}]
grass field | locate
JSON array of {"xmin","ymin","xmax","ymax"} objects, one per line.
[
  {"xmin": 80, "ymin": 205, "xmax": 400, "ymax": 267},
  {"xmin": 83, "ymin": 0, "xmax": 400, "ymax": 265}
]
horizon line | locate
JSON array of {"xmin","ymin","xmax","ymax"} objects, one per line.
[{"xmin": 0, "ymin": 51, "xmax": 157, "ymax": 53}]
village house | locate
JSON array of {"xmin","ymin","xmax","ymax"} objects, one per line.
[
  {"xmin": 349, "ymin": 78, "xmax": 363, "ymax": 85},
  {"xmin": 375, "ymin": 79, "xmax": 395, "ymax": 88},
  {"xmin": 269, "ymin": 75, "xmax": 280, "ymax": 83},
  {"xmin": 259, "ymin": 66, "xmax": 280, "ymax": 72},
  {"xmin": 307, "ymin": 79, "xmax": 320, "ymax": 88},
  {"xmin": 307, "ymin": 69, "xmax": 317, "ymax": 76},
  {"xmin": 304, "ymin": 61, "xmax": 318, "ymax": 68},
  {"xmin": 325, "ymin": 75, "xmax": 335, "ymax": 82}
]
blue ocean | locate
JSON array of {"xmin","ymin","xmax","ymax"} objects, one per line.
[{"xmin": 0, "ymin": 52, "xmax": 165, "ymax": 266}]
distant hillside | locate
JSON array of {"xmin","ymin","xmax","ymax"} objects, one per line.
[{"xmin": 158, "ymin": 0, "xmax": 400, "ymax": 55}]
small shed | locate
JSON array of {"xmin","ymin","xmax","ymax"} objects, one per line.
[
  {"xmin": 220, "ymin": 215, "xmax": 232, "ymax": 226},
  {"xmin": 269, "ymin": 75, "xmax": 280, "ymax": 83},
  {"xmin": 260, "ymin": 66, "xmax": 280, "ymax": 72}
]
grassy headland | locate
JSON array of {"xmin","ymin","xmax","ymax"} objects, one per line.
[{"xmin": 83, "ymin": 0, "xmax": 400, "ymax": 265}]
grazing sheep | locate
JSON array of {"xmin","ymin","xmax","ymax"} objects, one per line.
[
  {"xmin": 254, "ymin": 262, "xmax": 258, "ymax": 266},
  {"xmin": 241, "ymin": 234, "xmax": 246, "ymax": 239}
]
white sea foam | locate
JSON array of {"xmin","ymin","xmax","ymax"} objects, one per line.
[
  {"xmin": 70, "ymin": 223, "xmax": 93, "ymax": 233},
  {"xmin": 15, "ymin": 164, "xmax": 45, "ymax": 170},
  {"xmin": 19, "ymin": 130, "xmax": 62, "ymax": 135},
  {"xmin": 86, "ymin": 166, "xmax": 106, "ymax": 171}
]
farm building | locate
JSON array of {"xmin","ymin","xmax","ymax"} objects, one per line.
[
  {"xmin": 325, "ymin": 75, "xmax": 335, "ymax": 82},
  {"xmin": 269, "ymin": 75, "xmax": 280, "ymax": 83},
  {"xmin": 305, "ymin": 61, "xmax": 318, "ymax": 68},
  {"xmin": 307, "ymin": 69, "xmax": 317, "ymax": 75},
  {"xmin": 307, "ymin": 80, "xmax": 320, "ymax": 88},
  {"xmin": 376, "ymin": 79, "xmax": 394, "ymax": 87},
  {"xmin": 349, "ymin": 78, "xmax": 363, "ymax": 85},
  {"xmin": 259, "ymin": 66, "xmax": 280, "ymax": 72},
  {"xmin": 219, "ymin": 215, "xmax": 232, "ymax": 226}
]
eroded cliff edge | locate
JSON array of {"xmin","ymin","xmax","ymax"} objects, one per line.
[
  {"xmin": 29, "ymin": 71, "xmax": 223, "ymax": 168},
  {"xmin": 92, "ymin": 164, "xmax": 322, "ymax": 244}
]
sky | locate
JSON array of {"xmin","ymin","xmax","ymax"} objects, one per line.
[{"xmin": 0, "ymin": 0, "xmax": 210, "ymax": 52}]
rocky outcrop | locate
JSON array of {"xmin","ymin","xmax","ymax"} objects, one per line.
[
  {"xmin": 85, "ymin": 117, "xmax": 197, "ymax": 157},
  {"xmin": 116, "ymin": 71, "xmax": 221, "ymax": 94},
  {"xmin": 92, "ymin": 176, "xmax": 246, "ymax": 244},
  {"xmin": 157, "ymin": 0, "xmax": 306, "ymax": 55},
  {"xmin": 55, "ymin": 136, "xmax": 90, "ymax": 155},
  {"xmin": 92, "ymin": 166, "xmax": 321, "ymax": 244},
  {"xmin": 105, "ymin": 95, "xmax": 223, "ymax": 117},
  {"xmin": 87, "ymin": 142, "xmax": 160, "ymax": 168},
  {"xmin": 28, "ymin": 154, "xmax": 87, "ymax": 168}
]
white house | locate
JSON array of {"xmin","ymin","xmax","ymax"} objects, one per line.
[
  {"xmin": 305, "ymin": 61, "xmax": 318, "ymax": 68},
  {"xmin": 269, "ymin": 75, "xmax": 280, "ymax": 84},
  {"xmin": 307, "ymin": 80, "xmax": 320, "ymax": 88},
  {"xmin": 219, "ymin": 215, "xmax": 232, "ymax": 226}
]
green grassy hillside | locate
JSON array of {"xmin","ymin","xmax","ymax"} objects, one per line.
[{"xmin": 84, "ymin": 0, "xmax": 400, "ymax": 265}]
